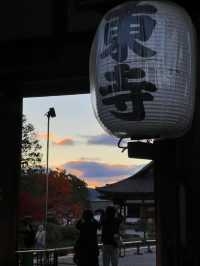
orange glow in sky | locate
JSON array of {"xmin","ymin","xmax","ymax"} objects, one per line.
[{"xmin": 23, "ymin": 95, "xmax": 150, "ymax": 187}]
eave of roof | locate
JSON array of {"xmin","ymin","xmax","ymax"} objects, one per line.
[{"xmin": 96, "ymin": 161, "xmax": 154, "ymax": 198}]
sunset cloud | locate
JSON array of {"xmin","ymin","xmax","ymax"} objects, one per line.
[
  {"xmin": 37, "ymin": 132, "xmax": 75, "ymax": 145},
  {"xmin": 86, "ymin": 134, "xmax": 118, "ymax": 146},
  {"xmin": 61, "ymin": 159, "xmax": 146, "ymax": 188},
  {"xmin": 53, "ymin": 137, "xmax": 74, "ymax": 146},
  {"xmin": 63, "ymin": 160, "xmax": 134, "ymax": 178}
]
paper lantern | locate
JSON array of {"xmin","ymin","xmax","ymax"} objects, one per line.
[{"xmin": 90, "ymin": 1, "xmax": 196, "ymax": 139}]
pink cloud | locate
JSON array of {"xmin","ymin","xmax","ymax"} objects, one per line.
[
  {"xmin": 37, "ymin": 132, "xmax": 75, "ymax": 145},
  {"xmin": 86, "ymin": 134, "xmax": 118, "ymax": 146},
  {"xmin": 66, "ymin": 168, "xmax": 83, "ymax": 177},
  {"xmin": 55, "ymin": 159, "xmax": 149, "ymax": 188},
  {"xmin": 53, "ymin": 137, "xmax": 74, "ymax": 146},
  {"xmin": 60, "ymin": 159, "xmax": 145, "ymax": 188},
  {"xmin": 62, "ymin": 160, "xmax": 135, "ymax": 178}
]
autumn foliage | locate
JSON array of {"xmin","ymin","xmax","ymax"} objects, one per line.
[
  {"xmin": 20, "ymin": 116, "xmax": 89, "ymax": 224},
  {"xmin": 19, "ymin": 168, "xmax": 89, "ymax": 222}
]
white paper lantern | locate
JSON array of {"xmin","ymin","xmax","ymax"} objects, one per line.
[{"xmin": 90, "ymin": 1, "xmax": 196, "ymax": 139}]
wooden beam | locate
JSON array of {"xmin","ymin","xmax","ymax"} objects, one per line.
[
  {"xmin": 23, "ymin": 76, "xmax": 90, "ymax": 97},
  {"xmin": 0, "ymin": 94, "xmax": 22, "ymax": 265}
]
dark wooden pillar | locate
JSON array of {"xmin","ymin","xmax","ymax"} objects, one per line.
[
  {"xmin": 177, "ymin": 93, "xmax": 200, "ymax": 266},
  {"xmin": 0, "ymin": 93, "xmax": 22, "ymax": 265},
  {"xmin": 154, "ymin": 140, "xmax": 181, "ymax": 266},
  {"xmin": 155, "ymin": 92, "xmax": 200, "ymax": 266}
]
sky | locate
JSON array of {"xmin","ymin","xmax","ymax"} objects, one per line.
[{"xmin": 23, "ymin": 94, "xmax": 150, "ymax": 187}]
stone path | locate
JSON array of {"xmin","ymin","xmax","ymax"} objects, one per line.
[{"xmin": 58, "ymin": 246, "xmax": 156, "ymax": 266}]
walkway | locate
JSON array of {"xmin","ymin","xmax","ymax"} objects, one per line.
[{"xmin": 58, "ymin": 246, "xmax": 156, "ymax": 266}]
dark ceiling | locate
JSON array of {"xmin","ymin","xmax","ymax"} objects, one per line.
[{"xmin": 0, "ymin": 0, "xmax": 199, "ymax": 97}]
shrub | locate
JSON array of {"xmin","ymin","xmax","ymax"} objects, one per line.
[
  {"xmin": 60, "ymin": 225, "xmax": 79, "ymax": 240},
  {"xmin": 46, "ymin": 223, "xmax": 79, "ymax": 248},
  {"xmin": 47, "ymin": 223, "xmax": 62, "ymax": 246}
]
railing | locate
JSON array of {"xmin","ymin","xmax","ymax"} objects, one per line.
[
  {"xmin": 119, "ymin": 239, "xmax": 156, "ymax": 256},
  {"xmin": 16, "ymin": 247, "xmax": 73, "ymax": 266},
  {"xmin": 16, "ymin": 240, "xmax": 156, "ymax": 266}
]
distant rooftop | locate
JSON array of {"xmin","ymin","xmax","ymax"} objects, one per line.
[{"xmin": 96, "ymin": 161, "xmax": 154, "ymax": 201}]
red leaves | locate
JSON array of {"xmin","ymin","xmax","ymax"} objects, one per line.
[
  {"xmin": 19, "ymin": 169, "xmax": 87, "ymax": 222},
  {"xmin": 19, "ymin": 191, "xmax": 45, "ymax": 221}
]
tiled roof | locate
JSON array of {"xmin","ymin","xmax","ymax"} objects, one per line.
[{"xmin": 96, "ymin": 161, "xmax": 154, "ymax": 200}]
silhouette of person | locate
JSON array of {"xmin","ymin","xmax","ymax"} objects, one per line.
[
  {"xmin": 74, "ymin": 209, "xmax": 99, "ymax": 266},
  {"xmin": 35, "ymin": 224, "xmax": 46, "ymax": 249},
  {"xmin": 22, "ymin": 218, "xmax": 35, "ymax": 249},
  {"xmin": 20, "ymin": 218, "xmax": 35, "ymax": 266},
  {"xmin": 101, "ymin": 206, "xmax": 122, "ymax": 266}
]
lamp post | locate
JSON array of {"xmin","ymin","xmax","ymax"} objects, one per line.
[{"xmin": 45, "ymin": 107, "xmax": 56, "ymax": 248}]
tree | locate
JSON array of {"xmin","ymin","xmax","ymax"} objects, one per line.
[
  {"xmin": 19, "ymin": 116, "xmax": 89, "ymax": 222},
  {"xmin": 48, "ymin": 170, "xmax": 89, "ymax": 218},
  {"xmin": 19, "ymin": 168, "xmax": 89, "ymax": 222},
  {"xmin": 21, "ymin": 115, "xmax": 42, "ymax": 171},
  {"xmin": 67, "ymin": 173, "xmax": 89, "ymax": 209}
]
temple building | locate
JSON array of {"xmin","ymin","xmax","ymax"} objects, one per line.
[{"xmin": 96, "ymin": 161, "xmax": 155, "ymax": 221}]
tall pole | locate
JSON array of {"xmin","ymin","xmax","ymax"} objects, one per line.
[
  {"xmin": 44, "ymin": 107, "xmax": 56, "ymax": 249},
  {"xmin": 45, "ymin": 112, "xmax": 50, "ymax": 248}
]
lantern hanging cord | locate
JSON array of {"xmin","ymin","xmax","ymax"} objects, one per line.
[{"xmin": 117, "ymin": 137, "xmax": 128, "ymax": 152}]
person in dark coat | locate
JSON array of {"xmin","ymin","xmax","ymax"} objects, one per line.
[
  {"xmin": 22, "ymin": 218, "xmax": 35, "ymax": 249},
  {"xmin": 74, "ymin": 209, "xmax": 99, "ymax": 266},
  {"xmin": 20, "ymin": 218, "xmax": 35, "ymax": 266},
  {"xmin": 101, "ymin": 206, "xmax": 122, "ymax": 266}
]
